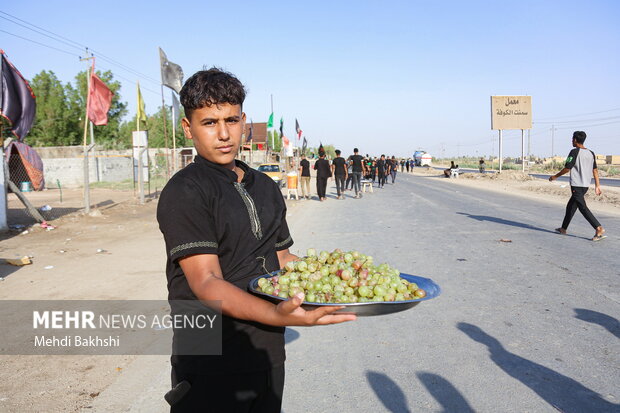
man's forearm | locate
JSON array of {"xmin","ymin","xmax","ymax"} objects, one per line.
[{"xmin": 593, "ymin": 169, "xmax": 601, "ymax": 186}]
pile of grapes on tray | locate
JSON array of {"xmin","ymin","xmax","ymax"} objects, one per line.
[{"xmin": 255, "ymin": 248, "xmax": 430, "ymax": 304}]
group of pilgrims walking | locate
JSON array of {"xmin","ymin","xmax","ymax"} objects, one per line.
[{"xmin": 297, "ymin": 146, "xmax": 416, "ymax": 201}]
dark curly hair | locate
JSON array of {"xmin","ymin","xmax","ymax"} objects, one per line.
[{"xmin": 180, "ymin": 68, "xmax": 246, "ymax": 117}]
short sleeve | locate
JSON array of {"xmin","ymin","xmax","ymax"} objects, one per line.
[
  {"xmin": 590, "ymin": 150, "xmax": 598, "ymax": 169},
  {"xmin": 274, "ymin": 197, "xmax": 294, "ymax": 251},
  {"xmin": 564, "ymin": 148, "xmax": 579, "ymax": 169},
  {"xmin": 157, "ymin": 175, "xmax": 219, "ymax": 262}
]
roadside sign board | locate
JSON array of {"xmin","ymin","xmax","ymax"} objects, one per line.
[{"xmin": 491, "ymin": 96, "xmax": 532, "ymax": 130}]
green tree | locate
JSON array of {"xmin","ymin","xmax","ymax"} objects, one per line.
[{"xmin": 28, "ymin": 70, "xmax": 80, "ymax": 146}]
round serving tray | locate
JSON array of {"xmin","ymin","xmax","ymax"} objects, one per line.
[{"xmin": 249, "ymin": 272, "xmax": 441, "ymax": 316}]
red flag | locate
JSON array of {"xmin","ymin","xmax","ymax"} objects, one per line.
[
  {"xmin": 87, "ymin": 71, "xmax": 113, "ymax": 125},
  {"xmin": 282, "ymin": 135, "xmax": 290, "ymax": 147}
]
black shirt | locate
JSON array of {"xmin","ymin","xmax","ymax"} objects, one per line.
[
  {"xmin": 314, "ymin": 158, "xmax": 332, "ymax": 178},
  {"xmin": 332, "ymin": 157, "xmax": 347, "ymax": 176},
  {"xmin": 299, "ymin": 159, "xmax": 310, "ymax": 177},
  {"xmin": 157, "ymin": 156, "xmax": 293, "ymax": 374},
  {"xmin": 348, "ymin": 154, "xmax": 364, "ymax": 172},
  {"xmin": 376, "ymin": 159, "xmax": 386, "ymax": 174}
]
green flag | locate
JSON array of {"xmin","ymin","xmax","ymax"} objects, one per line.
[{"xmin": 267, "ymin": 112, "xmax": 274, "ymax": 128}]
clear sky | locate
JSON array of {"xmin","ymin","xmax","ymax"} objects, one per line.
[{"xmin": 2, "ymin": 0, "xmax": 619, "ymax": 158}]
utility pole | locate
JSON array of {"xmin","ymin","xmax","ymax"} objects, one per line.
[{"xmin": 550, "ymin": 124, "xmax": 557, "ymax": 157}]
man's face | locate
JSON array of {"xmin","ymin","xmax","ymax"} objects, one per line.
[{"xmin": 182, "ymin": 103, "xmax": 245, "ymax": 168}]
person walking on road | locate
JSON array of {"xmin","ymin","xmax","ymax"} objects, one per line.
[
  {"xmin": 345, "ymin": 163, "xmax": 353, "ymax": 191},
  {"xmin": 347, "ymin": 148, "xmax": 365, "ymax": 198},
  {"xmin": 376, "ymin": 154, "xmax": 387, "ymax": 188},
  {"xmin": 299, "ymin": 154, "xmax": 311, "ymax": 200},
  {"xmin": 549, "ymin": 131, "xmax": 606, "ymax": 241},
  {"xmin": 314, "ymin": 148, "xmax": 331, "ymax": 201},
  {"xmin": 331, "ymin": 149, "xmax": 348, "ymax": 199},
  {"xmin": 370, "ymin": 158, "xmax": 377, "ymax": 183},
  {"xmin": 390, "ymin": 156, "xmax": 398, "ymax": 183}
]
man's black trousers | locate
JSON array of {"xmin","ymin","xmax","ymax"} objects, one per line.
[
  {"xmin": 334, "ymin": 174, "xmax": 345, "ymax": 196},
  {"xmin": 561, "ymin": 186, "xmax": 601, "ymax": 230},
  {"xmin": 316, "ymin": 177, "xmax": 328, "ymax": 199},
  {"xmin": 170, "ymin": 366, "xmax": 285, "ymax": 413}
]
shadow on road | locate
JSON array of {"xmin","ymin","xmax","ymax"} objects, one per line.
[
  {"xmin": 416, "ymin": 371, "xmax": 475, "ymax": 413},
  {"xmin": 574, "ymin": 308, "xmax": 620, "ymax": 339},
  {"xmin": 0, "ymin": 263, "xmax": 23, "ymax": 279},
  {"xmin": 457, "ymin": 322, "xmax": 619, "ymax": 413},
  {"xmin": 284, "ymin": 328, "xmax": 300, "ymax": 344},
  {"xmin": 366, "ymin": 370, "xmax": 411, "ymax": 413},
  {"xmin": 456, "ymin": 212, "xmax": 559, "ymax": 235}
]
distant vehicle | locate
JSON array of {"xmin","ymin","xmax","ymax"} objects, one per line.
[
  {"xmin": 257, "ymin": 163, "xmax": 285, "ymax": 187},
  {"xmin": 414, "ymin": 151, "xmax": 432, "ymax": 166}
]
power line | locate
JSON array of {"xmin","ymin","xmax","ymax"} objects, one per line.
[
  {"xmin": 534, "ymin": 107, "xmax": 620, "ymax": 121},
  {"xmin": 555, "ymin": 119, "xmax": 620, "ymax": 130},
  {"xmin": 0, "ymin": 14, "xmax": 85, "ymax": 53},
  {"xmin": 533, "ymin": 115, "xmax": 620, "ymax": 124},
  {"xmin": 0, "ymin": 29, "xmax": 80, "ymax": 57},
  {"xmin": 0, "ymin": 10, "xmax": 160, "ymax": 85}
]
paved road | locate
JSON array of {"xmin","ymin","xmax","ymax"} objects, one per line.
[
  {"xmin": 282, "ymin": 173, "xmax": 619, "ymax": 413},
  {"xmin": 87, "ymin": 173, "xmax": 620, "ymax": 412}
]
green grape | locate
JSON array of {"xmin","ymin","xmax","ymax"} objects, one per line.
[
  {"xmin": 257, "ymin": 248, "xmax": 426, "ymax": 305},
  {"xmin": 296, "ymin": 261, "xmax": 308, "ymax": 272},
  {"xmin": 373, "ymin": 285, "xmax": 387, "ymax": 297}
]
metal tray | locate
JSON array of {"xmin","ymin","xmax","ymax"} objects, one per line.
[{"xmin": 248, "ymin": 272, "xmax": 441, "ymax": 316}]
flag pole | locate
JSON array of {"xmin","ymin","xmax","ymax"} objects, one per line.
[
  {"xmin": 160, "ymin": 86, "xmax": 170, "ymax": 179},
  {"xmin": 270, "ymin": 94, "xmax": 274, "ymax": 162},
  {"xmin": 172, "ymin": 102, "xmax": 177, "ymax": 173},
  {"xmin": 136, "ymin": 81, "xmax": 140, "ymax": 133},
  {"xmin": 79, "ymin": 52, "xmax": 95, "ymax": 213}
]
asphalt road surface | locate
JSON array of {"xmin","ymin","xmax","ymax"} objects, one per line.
[{"xmin": 86, "ymin": 173, "xmax": 620, "ymax": 412}]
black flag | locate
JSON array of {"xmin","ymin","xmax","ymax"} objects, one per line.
[
  {"xmin": 302, "ymin": 137, "xmax": 307, "ymax": 155},
  {"xmin": 0, "ymin": 51, "xmax": 36, "ymax": 141},
  {"xmin": 159, "ymin": 48, "xmax": 184, "ymax": 93}
]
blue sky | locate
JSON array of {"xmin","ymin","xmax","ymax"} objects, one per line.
[{"xmin": 2, "ymin": 0, "xmax": 619, "ymax": 158}]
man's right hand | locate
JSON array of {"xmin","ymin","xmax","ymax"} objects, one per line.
[{"xmin": 274, "ymin": 293, "xmax": 356, "ymax": 326}]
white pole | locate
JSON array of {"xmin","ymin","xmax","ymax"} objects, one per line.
[
  {"xmin": 498, "ymin": 130, "xmax": 503, "ymax": 173},
  {"xmin": 521, "ymin": 129, "xmax": 525, "ymax": 172}
]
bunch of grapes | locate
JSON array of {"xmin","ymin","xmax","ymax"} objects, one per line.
[{"xmin": 256, "ymin": 248, "xmax": 426, "ymax": 304}]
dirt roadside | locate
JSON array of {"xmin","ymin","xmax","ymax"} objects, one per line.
[{"xmin": 0, "ymin": 189, "xmax": 167, "ymax": 413}]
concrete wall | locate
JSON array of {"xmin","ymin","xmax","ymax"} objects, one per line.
[{"xmin": 44, "ymin": 156, "xmax": 134, "ymax": 188}]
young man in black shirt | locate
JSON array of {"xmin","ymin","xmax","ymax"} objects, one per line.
[
  {"xmin": 376, "ymin": 154, "xmax": 387, "ymax": 188},
  {"xmin": 298, "ymin": 154, "xmax": 311, "ymax": 200},
  {"xmin": 347, "ymin": 148, "xmax": 365, "ymax": 198},
  {"xmin": 331, "ymin": 149, "xmax": 348, "ymax": 199},
  {"xmin": 314, "ymin": 151, "xmax": 331, "ymax": 201},
  {"xmin": 157, "ymin": 68, "xmax": 354, "ymax": 412}
]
